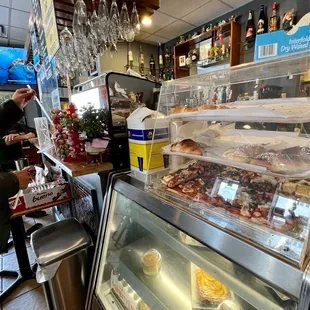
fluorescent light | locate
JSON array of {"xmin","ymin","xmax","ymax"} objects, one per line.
[{"xmin": 142, "ymin": 16, "xmax": 152, "ymax": 25}]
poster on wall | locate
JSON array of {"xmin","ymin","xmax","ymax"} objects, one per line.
[{"xmin": 39, "ymin": 0, "xmax": 59, "ymax": 58}]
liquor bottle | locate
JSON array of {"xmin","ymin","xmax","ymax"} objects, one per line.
[
  {"xmin": 158, "ymin": 43, "xmax": 164, "ymax": 80},
  {"xmin": 164, "ymin": 47, "xmax": 170, "ymax": 68},
  {"xmin": 185, "ymin": 52, "xmax": 192, "ymax": 67},
  {"xmin": 257, "ymin": 5, "xmax": 267, "ymax": 35},
  {"xmin": 171, "ymin": 55, "xmax": 174, "ymax": 80},
  {"xmin": 128, "ymin": 44, "xmax": 133, "ymax": 69},
  {"xmin": 282, "ymin": 9, "xmax": 295, "ymax": 32},
  {"xmin": 139, "ymin": 45, "xmax": 144, "ymax": 76},
  {"xmin": 245, "ymin": 10, "xmax": 255, "ymax": 48},
  {"xmin": 191, "ymin": 49, "xmax": 198, "ymax": 63},
  {"xmin": 253, "ymin": 79, "xmax": 259, "ymax": 100},
  {"xmin": 149, "ymin": 53, "xmax": 156, "ymax": 77},
  {"xmin": 269, "ymin": 2, "xmax": 279, "ymax": 32},
  {"xmin": 219, "ymin": 26, "xmax": 223, "ymax": 45}
]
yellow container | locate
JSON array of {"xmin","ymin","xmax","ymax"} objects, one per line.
[{"xmin": 127, "ymin": 108, "xmax": 169, "ymax": 182}]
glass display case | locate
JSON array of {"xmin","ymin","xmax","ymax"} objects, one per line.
[
  {"xmin": 87, "ymin": 175, "xmax": 309, "ymax": 310},
  {"xmin": 145, "ymin": 51, "xmax": 310, "ymax": 268}
]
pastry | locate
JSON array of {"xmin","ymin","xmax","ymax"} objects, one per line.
[
  {"xmin": 139, "ymin": 302, "xmax": 151, "ymax": 310},
  {"xmin": 222, "ymin": 145, "xmax": 266, "ymax": 163},
  {"xmin": 249, "ymin": 152, "xmax": 277, "ymax": 169},
  {"xmin": 217, "ymin": 300, "xmax": 242, "ymax": 310},
  {"xmin": 197, "ymin": 104, "xmax": 217, "ymax": 110},
  {"xmin": 171, "ymin": 139, "xmax": 203, "ymax": 156},
  {"xmin": 142, "ymin": 249, "xmax": 161, "ymax": 276},
  {"xmin": 196, "ymin": 269, "xmax": 230, "ymax": 304},
  {"xmin": 161, "ymin": 161, "xmax": 205, "ymax": 188},
  {"xmin": 216, "ymin": 105, "xmax": 229, "ymax": 109},
  {"xmin": 172, "ymin": 106, "xmax": 197, "ymax": 114},
  {"xmin": 184, "ymin": 106, "xmax": 197, "ymax": 112},
  {"xmin": 172, "ymin": 106, "xmax": 186, "ymax": 114}
]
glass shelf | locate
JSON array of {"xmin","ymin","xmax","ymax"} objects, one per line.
[{"xmin": 164, "ymin": 51, "xmax": 309, "ymax": 88}]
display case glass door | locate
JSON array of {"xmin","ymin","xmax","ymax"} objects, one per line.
[{"xmin": 94, "ymin": 189, "xmax": 297, "ymax": 310}]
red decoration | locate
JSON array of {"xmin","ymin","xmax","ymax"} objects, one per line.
[{"xmin": 51, "ymin": 103, "xmax": 86, "ymax": 162}]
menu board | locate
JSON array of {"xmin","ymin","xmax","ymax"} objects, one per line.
[{"xmin": 39, "ymin": 0, "xmax": 59, "ymax": 58}]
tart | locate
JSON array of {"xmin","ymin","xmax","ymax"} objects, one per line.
[
  {"xmin": 142, "ymin": 249, "xmax": 161, "ymax": 276},
  {"xmin": 196, "ymin": 269, "xmax": 230, "ymax": 304}
]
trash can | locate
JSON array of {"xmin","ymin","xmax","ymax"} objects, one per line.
[{"xmin": 31, "ymin": 218, "xmax": 92, "ymax": 310}]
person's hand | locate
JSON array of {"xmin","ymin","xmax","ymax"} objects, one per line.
[
  {"xmin": 3, "ymin": 134, "xmax": 20, "ymax": 145},
  {"xmin": 14, "ymin": 170, "xmax": 31, "ymax": 190},
  {"xmin": 12, "ymin": 88, "xmax": 36, "ymax": 110}
]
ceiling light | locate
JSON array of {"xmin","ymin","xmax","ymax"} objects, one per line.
[
  {"xmin": 243, "ymin": 124, "xmax": 252, "ymax": 129},
  {"xmin": 142, "ymin": 16, "xmax": 152, "ymax": 25}
]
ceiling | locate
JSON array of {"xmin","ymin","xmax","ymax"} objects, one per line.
[
  {"xmin": 0, "ymin": 0, "xmax": 32, "ymax": 47},
  {"xmin": 0, "ymin": 0, "xmax": 251, "ymax": 48},
  {"xmin": 136, "ymin": 0, "xmax": 252, "ymax": 44}
]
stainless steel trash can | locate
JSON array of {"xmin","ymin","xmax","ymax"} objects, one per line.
[{"xmin": 31, "ymin": 218, "xmax": 92, "ymax": 310}]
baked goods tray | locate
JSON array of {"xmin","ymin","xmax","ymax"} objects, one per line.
[
  {"xmin": 162, "ymin": 137, "xmax": 310, "ymax": 179},
  {"xmin": 148, "ymin": 179, "xmax": 304, "ymax": 265},
  {"xmin": 166, "ymin": 98, "xmax": 310, "ymax": 123}
]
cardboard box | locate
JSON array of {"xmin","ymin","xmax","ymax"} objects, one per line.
[
  {"xmin": 127, "ymin": 107, "xmax": 169, "ymax": 182},
  {"xmin": 254, "ymin": 13, "xmax": 310, "ymax": 62},
  {"xmin": 9, "ymin": 182, "xmax": 71, "ymax": 215}
]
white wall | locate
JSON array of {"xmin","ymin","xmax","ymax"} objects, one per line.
[{"xmin": 99, "ymin": 41, "xmax": 159, "ymax": 74}]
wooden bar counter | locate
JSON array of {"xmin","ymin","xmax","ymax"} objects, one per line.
[{"xmin": 43, "ymin": 148, "xmax": 113, "ymax": 177}]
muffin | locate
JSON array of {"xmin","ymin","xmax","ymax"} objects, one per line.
[{"xmin": 142, "ymin": 249, "xmax": 162, "ymax": 276}]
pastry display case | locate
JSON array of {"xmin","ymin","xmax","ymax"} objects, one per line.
[
  {"xmin": 87, "ymin": 175, "xmax": 309, "ymax": 310},
  {"xmin": 145, "ymin": 50, "xmax": 310, "ymax": 270}
]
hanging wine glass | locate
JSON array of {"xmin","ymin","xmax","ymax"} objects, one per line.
[
  {"xmin": 120, "ymin": 2, "xmax": 130, "ymax": 42},
  {"xmin": 131, "ymin": 2, "xmax": 140, "ymax": 36},
  {"xmin": 98, "ymin": 0, "xmax": 109, "ymax": 45},
  {"xmin": 109, "ymin": 0, "xmax": 121, "ymax": 44},
  {"xmin": 59, "ymin": 26, "xmax": 74, "ymax": 58},
  {"xmin": 75, "ymin": 0, "xmax": 87, "ymax": 26}
]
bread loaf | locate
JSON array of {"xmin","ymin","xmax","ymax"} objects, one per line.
[{"xmin": 171, "ymin": 139, "xmax": 203, "ymax": 155}]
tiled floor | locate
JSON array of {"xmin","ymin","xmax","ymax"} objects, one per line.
[{"xmin": 0, "ymin": 209, "xmax": 55, "ymax": 310}]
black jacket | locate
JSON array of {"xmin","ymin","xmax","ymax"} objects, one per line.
[{"xmin": 0, "ymin": 99, "xmax": 24, "ymax": 253}]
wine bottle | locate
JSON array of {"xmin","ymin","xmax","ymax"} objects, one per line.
[
  {"xmin": 257, "ymin": 5, "xmax": 267, "ymax": 35},
  {"xmin": 159, "ymin": 43, "xmax": 164, "ymax": 80},
  {"xmin": 159, "ymin": 43, "xmax": 163, "ymax": 69},
  {"xmin": 245, "ymin": 10, "xmax": 255, "ymax": 48},
  {"xmin": 128, "ymin": 44, "xmax": 133, "ymax": 69},
  {"xmin": 139, "ymin": 45, "xmax": 144, "ymax": 76},
  {"xmin": 269, "ymin": 2, "xmax": 279, "ymax": 32},
  {"xmin": 149, "ymin": 53, "xmax": 156, "ymax": 77}
]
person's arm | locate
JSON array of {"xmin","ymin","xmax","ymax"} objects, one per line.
[
  {"xmin": 3, "ymin": 132, "xmax": 36, "ymax": 146},
  {"xmin": 0, "ymin": 172, "xmax": 20, "ymax": 198},
  {"xmin": 0, "ymin": 89, "xmax": 36, "ymax": 135}
]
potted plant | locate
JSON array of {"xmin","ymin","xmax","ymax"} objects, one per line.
[{"xmin": 80, "ymin": 104, "xmax": 110, "ymax": 162}]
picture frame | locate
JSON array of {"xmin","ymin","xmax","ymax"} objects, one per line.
[{"xmin": 179, "ymin": 55, "xmax": 186, "ymax": 67}]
